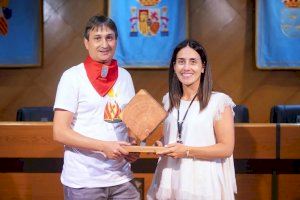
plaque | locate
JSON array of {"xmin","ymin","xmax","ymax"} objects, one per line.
[{"xmin": 120, "ymin": 89, "xmax": 168, "ymax": 152}]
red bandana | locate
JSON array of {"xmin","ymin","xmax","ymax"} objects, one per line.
[{"xmin": 84, "ymin": 56, "xmax": 118, "ymax": 97}]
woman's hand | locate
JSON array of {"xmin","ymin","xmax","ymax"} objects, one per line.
[{"xmin": 157, "ymin": 142, "xmax": 188, "ymax": 159}]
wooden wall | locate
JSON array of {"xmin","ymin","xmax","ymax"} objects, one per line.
[{"xmin": 0, "ymin": 0, "xmax": 299, "ymax": 122}]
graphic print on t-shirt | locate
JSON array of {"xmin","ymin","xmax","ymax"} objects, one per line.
[{"xmin": 104, "ymin": 88, "xmax": 122, "ymax": 123}]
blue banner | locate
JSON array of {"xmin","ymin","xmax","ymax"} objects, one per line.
[
  {"xmin": 0, "ymin": 0, "xmax": 42, "ymax": 67},
  {"xmin": 109, "ymin": 0, "xmax": 187, "ymax": 68},
  {"xmin": 256, "ymin": 0, "xmax": 300, "ymax": 69}
]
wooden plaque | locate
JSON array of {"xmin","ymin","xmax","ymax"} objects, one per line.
[{"xmin": 121, "ymin": 89, "xmax": 167, "ymax": 142}]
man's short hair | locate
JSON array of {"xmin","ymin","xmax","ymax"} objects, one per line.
[{"xmin": 84, "ymin": 15, "xmax": 118, "ymax": 40}]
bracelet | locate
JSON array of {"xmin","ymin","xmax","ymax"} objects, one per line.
[{"xmin": 185, "ymin": 147, "xmax": 190, "ymax": 158}]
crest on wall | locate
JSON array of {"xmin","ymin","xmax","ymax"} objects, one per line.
[
  {"xmin": 129, "ymin": 0, "xmax": 169, "ymax": 37},
  {"xmin": 0, "ymin": 0, "xmax": 12, "ymax": 36},
  {"xmin": 281, "ymin": 0, "xmax": 300, "ymax": 38}
]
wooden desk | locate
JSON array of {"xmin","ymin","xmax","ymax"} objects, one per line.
[
  {"xmin": 280, "ymin": 123, "xmax": 300, "ymax": 159},
  {"xmin": 234, "ymin": 123, "xmax": 276, "ymax": 159},
  {"xmin": 0, "ymin": 122, "xmax": 299, "ymax": 200},
  {"xmin": 0, "ymin": 122, "xmax": 62, "ymax": 158}
]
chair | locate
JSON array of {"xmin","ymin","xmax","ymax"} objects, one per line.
[
  {"xmin": 233, "ymin": 105, "xmax": 249, "ymax": 123},
  {"xmin": 270, "ymin": 105, "xmax": 300, "ymax": 123},
  {"xmin": 16, "ymin": 106, "xmax": 54, "ymax": 121}
]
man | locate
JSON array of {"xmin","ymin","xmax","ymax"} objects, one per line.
[{"xmin": 53, "ymin": 15, "xmax": 140, "ymax": 200}]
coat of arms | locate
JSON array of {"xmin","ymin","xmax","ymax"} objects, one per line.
[
  {"xmin": 281, "ymin": 0, "xmax": 300, "ymax": 38},
  {"xmin": 129, "ymin": 0, "xmax": 169, "ymax": 37}
]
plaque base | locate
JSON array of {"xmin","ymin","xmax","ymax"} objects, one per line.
[{"xmin": 123, "ymin": 146, "xmax": 167, "ymax": 153}]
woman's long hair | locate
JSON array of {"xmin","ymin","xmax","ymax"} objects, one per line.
[{"xmin": 168, "ymin": 39, "xmax": 213, "ymax": 112}]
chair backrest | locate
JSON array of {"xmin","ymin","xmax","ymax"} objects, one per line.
[
  {"xmin": 270, "ymin": 105, "xmax": 300, "ymax": 123},
  {"xmin": 16, "ymin": 106, "xmax": 54, "ymax": 121},
  {"xmin": 233, "ymin": 105, "xmax": 249, "ymax": 123}
]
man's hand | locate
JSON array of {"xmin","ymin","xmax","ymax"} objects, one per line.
[
  {"xmin": 124, "ymin": 137, "xmax": 140, "ymax": 163},
  {"xmin": 155, "ymin": 140, "xmax": 163, "ymax": 147},
  {"xmin": 101, "ymin": 141, "xmax": 130, "ymax": 160},
  {"xmin": 124, "ymin": 152, "xmax": 140, "ymax": 163}
]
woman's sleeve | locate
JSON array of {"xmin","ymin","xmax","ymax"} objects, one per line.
[{"xmin": 214, "ymin": 93, "xmax": 235, "ymax": 121}]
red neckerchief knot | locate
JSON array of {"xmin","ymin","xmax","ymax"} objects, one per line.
[{"xmin": 84, "ymin": 56, "xmax": 118, "ymax": 97}]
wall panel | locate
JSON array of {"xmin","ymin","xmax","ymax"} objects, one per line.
[{"xmin": 0, "ymin": 1, "xmax": 299, "ymax": 118}]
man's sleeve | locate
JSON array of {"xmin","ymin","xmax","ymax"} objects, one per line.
[{"xmin": 53, "ymin": 71, "xmax": 78, "ymax": 113}]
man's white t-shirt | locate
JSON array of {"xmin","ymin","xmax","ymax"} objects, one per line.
[{"xmin": 54, "ymin": 63, "xmax": 135, "ymax": 188}]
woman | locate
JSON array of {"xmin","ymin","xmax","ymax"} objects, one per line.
[{"xmin": 147, "ymin": 39, "xmax": 237, "ymax": 200}]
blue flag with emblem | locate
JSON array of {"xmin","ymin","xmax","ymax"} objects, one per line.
[
  {"xmin": 256, "ymin": 0, "xmax": 300, "ymax": 69},
  {"xmin": 109, "ymin": 0, "xmax": 187, "ymax": 68}
]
